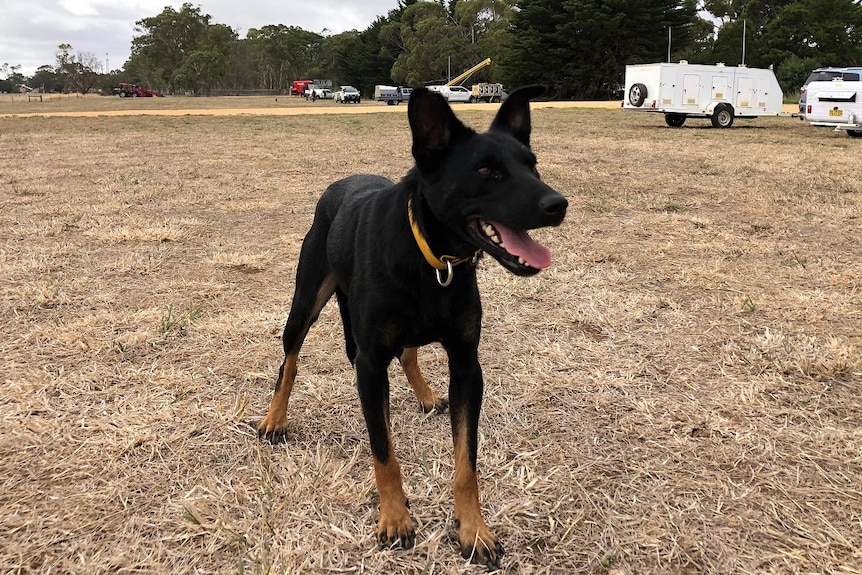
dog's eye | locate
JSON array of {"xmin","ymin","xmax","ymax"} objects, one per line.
[{"xmin": 477, "ymin": 166, "xmax": 500, "ymax": 180}]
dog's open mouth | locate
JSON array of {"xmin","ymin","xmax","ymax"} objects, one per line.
[{"xmin": 470, "ymin": 218, "xmax": 551, "ymax": 274}]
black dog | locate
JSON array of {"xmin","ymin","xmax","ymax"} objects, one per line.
[{"xmin": 258, "ymin": 86, "xmax": 567, "ymax": 568}]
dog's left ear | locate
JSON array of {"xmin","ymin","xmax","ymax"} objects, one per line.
[
  {"xmin": 490, "ymin": 85, "xmax": 546, "ymax": 147},
  {"xmin": 409, "ymin": 87, "xmax": 474, "ymax": 171}
]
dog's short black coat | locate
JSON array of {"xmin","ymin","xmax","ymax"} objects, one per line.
[{"xmin": 258, "ymin": 85, "xmax": 567, "ymax": 568}]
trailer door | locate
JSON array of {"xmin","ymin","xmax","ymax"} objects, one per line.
[
  {"xmin": 712, "ymin": 75, "xmax": 729, "ymax": 101},
  {"xmin": 683, "ymin": 74, "xmax": 700, "ymax": 106},
  {"xmin": 737, "ymin": 76, "xmax": 755, "ymax": 109}
]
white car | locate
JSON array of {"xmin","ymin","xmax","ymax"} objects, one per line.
[
  {"xmin": 427, "ymin": 85, "xmax": 473, "ymax": 103},
  {"xmin": 304, "ymin": 87, "xmax": 332, "ymax": 100},
  {"xmin": 335, "ymin": 85, "xmax": 361, "ymax": 103}
]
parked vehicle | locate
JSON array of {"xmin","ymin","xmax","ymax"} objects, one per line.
[
  {"xmin": 623, "ymin": 62, "xmax": 782, "ymax": 128},
  {"xmin": 335, "ymin": 85, "xmax": 361, "ymax": 103},
  {"xmin": 805, "ymin": 80, "xmax": 862, "ymax": 137},
  {"xmin": 113, "ymin": 83, "xmax": 160, "ymax": 98},
  {"xmin": 427, "ymin": 85, "xmax": 472, "ymax": 103},
  {"xmin": 291, "ymin": 80, "xmax": 313, "ymax": 96},
  {"xmin": 305, "ymin": 86, "xmax": 331, "ymax": 100},
  {"xmin": 471, "ymin": 83, "xmax": 507, "ymax": 103},
  {"xmin": 374, "ymin": 85, "xmax": 411, "ymax": 105},
  {"xmin": 798, "ymin": 67, "xmax": 862, "ymax": 118}
]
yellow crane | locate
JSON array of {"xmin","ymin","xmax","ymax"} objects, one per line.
[{"xmin": 445, "ymin": 58, "xmax": 491, "ymax": 86}]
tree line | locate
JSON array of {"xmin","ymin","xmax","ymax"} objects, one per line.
[{"xmin": 3, "ymin": 0, "xmax": 861, "ymax": 99}]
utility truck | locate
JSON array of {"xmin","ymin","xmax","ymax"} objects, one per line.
[
  {"xmin": 291, "ymin": 80, "xmax": 313, "ymax": 96},
  {"xmin": 471, "ymin": 83, "xmax": 507, "ymax": 103},
  {"xmin": 374, "ymin": 85, "xmax": 412, "ymax": 105},
  {"xmin": 804, "ymin": 80, "xmax": 862, "ymax": 137},
  {"xmin": 623, "ymin": 62, "xmax": 782, "ymax": 128}
]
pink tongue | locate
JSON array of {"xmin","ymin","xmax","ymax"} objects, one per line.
[{"xmin": 490, "ymin": 221, "xmax": 552, "ymax": 269}]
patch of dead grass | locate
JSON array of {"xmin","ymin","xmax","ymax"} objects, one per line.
[{"xmin": 1, "ymin": 106, "xmax": 860, "ymax": 574}]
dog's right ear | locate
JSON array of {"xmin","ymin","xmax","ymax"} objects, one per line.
[{"xmin": 409, "ymin": 87, "xmax": 474, "ymax": 172}]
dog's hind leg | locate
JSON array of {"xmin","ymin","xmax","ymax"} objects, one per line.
[
  {"xmin": 335, "ymin": 289, "xmax": 357, "ymax": 365},
  {"xmin": 258, "ymin": 245, "xmax": 338, "ymax": 442},
  {"xmin": 399, "ymin": 347, "xmax": 448, "ymax": 413}
]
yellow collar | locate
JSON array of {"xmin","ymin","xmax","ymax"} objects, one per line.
[{"xmin": 407, "ymin": 198, "xmax": 478, "ymax": 271}]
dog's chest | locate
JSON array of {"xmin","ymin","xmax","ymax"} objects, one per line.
[{"xmin": 388, "ymin": 277, "xmax": 482, "ymax": 348}]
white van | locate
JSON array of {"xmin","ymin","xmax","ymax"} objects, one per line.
[{"xmin": 805, "ymin": 80, "xmax": 862, "ymax": 137}]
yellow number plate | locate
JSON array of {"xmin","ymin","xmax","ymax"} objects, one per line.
[{"xmin": 829, "ymin": 109, "xmax": 843, "ymax": 117}]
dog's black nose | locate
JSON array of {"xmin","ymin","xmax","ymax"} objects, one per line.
[{"xmin": 539, "ymin": 194, "xmax": 568, "ymax": 217}]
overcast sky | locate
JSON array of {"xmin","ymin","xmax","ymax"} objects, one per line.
[{"xmin": 1, "ymin": 0, "xmax": 400, "ymax": 77}]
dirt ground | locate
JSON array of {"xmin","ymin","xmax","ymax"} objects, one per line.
[
  {"xmin": 1, "ymin": 98, "xmax": 859, "ymax": 575},
  {"xmin": 0, "ymin": 94, "xmax": 801, "ymax": 119}
]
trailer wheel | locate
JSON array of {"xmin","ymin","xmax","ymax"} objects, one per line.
[
  {"xmin": 847, "ymin": 130, "xmax": 862, "ymax": 138},
  {"xmin": 711, "ymin": 104, "xmax": 734, "ymax": 128},
  {"xmin": 665, "ymin": 113, "xmax": 686, "ymax": 127},
  {"xmin": 628, "ymin": 83, "xmax": 648, "ymax": 107}
]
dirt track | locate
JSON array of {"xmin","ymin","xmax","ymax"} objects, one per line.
[
  {"xmin": 1, "ymin": 100, "xmax": 611, "ymax": 119},
  {"xmin": 0, "ymin": 100, "xmax": 801, "ymax": 118}
]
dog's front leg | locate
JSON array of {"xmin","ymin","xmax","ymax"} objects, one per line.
[
  {"xmin": 355, "ymin": 351, "xmax": 415, "ymax": 549},
  {"xmin": 447, "ymin": 346, "xmax": 504, "ymax": 569}
]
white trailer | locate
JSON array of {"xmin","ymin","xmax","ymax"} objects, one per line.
[
  {"xmin": 804, "ymin": 80, "xmax": 862, "ymax": 138},
  {"xmin": 374, "ymin": 85, "xmax": 412, "ymax": 105},
  {"xmin": 623, "ymin": 62, "xmax": 783, "ymax": 128}
]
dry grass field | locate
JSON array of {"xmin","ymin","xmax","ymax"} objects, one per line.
[{"xmin": 1, "ymin": 97, "xmax": 860, "ymax": 575}]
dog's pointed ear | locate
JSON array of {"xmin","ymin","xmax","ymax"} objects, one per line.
[
  {"xmin": 409, "ymin": 87, "xmax": 473, "ymax": 171},
  {"xmin": 490, "ymin": 85, "xmax": 546, "ymax": 147}
]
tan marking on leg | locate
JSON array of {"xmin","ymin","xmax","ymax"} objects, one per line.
[
  {"xmin": 258, "ymin": 353, "xmax": 297, "ymax": 438},
  {"xmin": 258, "ymin": 274, "xmax": 337, "ymax": 440},
  {"xmin": 372, "ymin": 440, "xmax": 414, "ymax": 547},
  {"xmin": 303, "ymin": 274, "xmax": 338, "ymax": 336},
  {"xmin": 400, "ymin": 347, "xmax": 447, "ymax": 413},
  {"xmin": 453, "ymin": 418, "xmax": 502, "ymax": 567}
]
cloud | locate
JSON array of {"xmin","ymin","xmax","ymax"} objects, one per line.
[{"xmin": 0, "ymin": 0, "xmax": 398, "ymax": 76}]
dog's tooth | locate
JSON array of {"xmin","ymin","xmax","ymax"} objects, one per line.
[
  {"xmin": 518, "ymin": 257, "xmax": 525, "ymax": 265},
  {"xmin": 483, "ymin": 224, "xmax": 494, "ymax": 236},
  {"xmin": 491, "ymin": 234, "xmax": 500, "ymax": 244}
]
